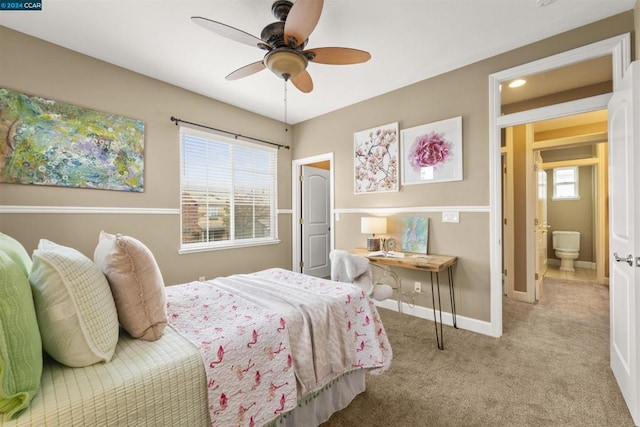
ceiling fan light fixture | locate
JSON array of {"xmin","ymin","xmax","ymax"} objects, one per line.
[{"xmin": 265, "ymin": 49, "xmax": 308, "ymax": 80}]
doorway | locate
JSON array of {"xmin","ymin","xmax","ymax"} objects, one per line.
[
  {"xmin": 291, "ymin": 153, "xmax": 335, "ymax": 277},
  {"xmin": 491, "ymin": 35, "xmax": 637, "ymax": 423},
  {"xmin": 488, "ymin": 33, "xmax": 631, "ymax": 337},
  {"xmin": 301, "ymin": 164, "xmax": 331, "ymax": 278},
  {"xmin": 502, "ymin": 110, "xmax": 609, "ymax": 302},
  {"xmin": 537, "ymin": 117, "xmax": 608, "ymax": 286}
]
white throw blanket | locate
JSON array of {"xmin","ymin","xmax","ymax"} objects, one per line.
[
  {"xmin": 330, "ymin": 249, "xmax": 373, "ymax": 295},
  {"xmin": 330, "ymin": 250, "xmax": 393, "ymax": 301}
]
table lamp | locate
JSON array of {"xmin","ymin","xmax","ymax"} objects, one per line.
[{"xmin": 361, "ymin": 217, "xmax": 387, "ymax": 251}]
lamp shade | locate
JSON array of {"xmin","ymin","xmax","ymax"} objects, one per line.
[{"xmin": 361, "ymin": 217, "xmax": 387, "ymax": 235}]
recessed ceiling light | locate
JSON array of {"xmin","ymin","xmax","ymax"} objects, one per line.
[{"xmin": 508, "ymin": 79, "xmax": 527, "ymax": 88}]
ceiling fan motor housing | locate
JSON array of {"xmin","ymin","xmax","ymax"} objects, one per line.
[
  {"xmin": 261, "ymin": 22, "xmax": 286, "ymax": 47},
  {"xmin": 271, "ymin": 0, "xmax": 292, "ymax": 21},
  {"xmin": 262, "ymin": 2, "xmax": 308, "ymax": 50}
]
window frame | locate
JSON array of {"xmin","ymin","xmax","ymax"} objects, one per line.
[
  {"xmin": 552, "ymin": 166, "xmax": 580, "ymax": 201},
  {"xmin": 178, "ymin": 126, "xmax": 279, "ymax": 254}
]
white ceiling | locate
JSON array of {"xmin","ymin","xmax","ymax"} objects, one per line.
[{"xmin": 0, "ymin": 0, "xmax": 635, "ymax": 124}]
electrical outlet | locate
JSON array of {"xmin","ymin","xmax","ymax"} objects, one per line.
[
  {"xmin": 414, "ymin": 281, "xmax": 422, "ymax": 293},
  {"xmin": 198, "ymin": 276, "xmax": 205, "ymax": 281}
]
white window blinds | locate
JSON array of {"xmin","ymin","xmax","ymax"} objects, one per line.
[{"xmin": 179, "ymin": 127, "xmax": 278, "ymax": 252}]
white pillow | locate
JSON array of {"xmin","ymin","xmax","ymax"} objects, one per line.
[{"xmin": 29, "ymin": 239, "xmax": 119, "ymax": 367}]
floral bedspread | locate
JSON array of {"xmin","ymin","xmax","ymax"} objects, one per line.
[{"xmin": 166, "ymin": 268, "xmax": 392, "ymax": 427}]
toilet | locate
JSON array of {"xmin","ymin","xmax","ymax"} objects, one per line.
[{"xmin": 552, "ymin": 231, "xmax": 581, "ymax": 272}]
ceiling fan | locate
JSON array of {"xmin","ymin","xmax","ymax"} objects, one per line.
[{"xmin": 192, "ymin": 0, "xmax": 371, "ymax": 93}]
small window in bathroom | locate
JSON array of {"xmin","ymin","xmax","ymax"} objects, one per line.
[{"xmin": 552, "ymin": 166, "xmax": 580, "ymax": 200}]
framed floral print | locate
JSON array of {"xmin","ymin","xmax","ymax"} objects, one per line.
[
  {"xmin": 354, "ymin": 122, "xmax": 399, "ymax": 194},
  {"xmin": 400, "ymin": 116, "xmax": 462, "ymax": 185}
]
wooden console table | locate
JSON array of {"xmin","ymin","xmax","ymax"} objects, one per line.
[{"xmin": 350, "ymin": 248, "xmax": 458, "ymax": 350}]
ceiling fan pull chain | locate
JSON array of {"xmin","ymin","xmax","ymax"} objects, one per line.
[{"xmin": 283, "ymin": 79, "xmax": 288, "ymax": 146}]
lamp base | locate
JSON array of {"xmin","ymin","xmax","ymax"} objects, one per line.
[{"xmin": 366, "ymin": 237, "xmax": 381, "ymax": 251}]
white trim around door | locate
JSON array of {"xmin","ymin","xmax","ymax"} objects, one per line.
[{"xmin": 488, "ymin": 33, "xmax": 631, "ymax": 338}]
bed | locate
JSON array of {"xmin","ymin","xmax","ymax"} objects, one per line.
[{"xmin": 0, "ymin": 232, "xmax": 392, "ymax": 427}]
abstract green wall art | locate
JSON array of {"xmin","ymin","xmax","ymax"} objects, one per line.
[
  {"xmin": 400, "ymin": 217, "xmax": 430, "ymax": 254},
  {"xmin": 0, "ymin": 88, "xmax": 144, "ymax": 192}
]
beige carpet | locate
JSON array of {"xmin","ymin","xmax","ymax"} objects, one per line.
[{"xmin": 322, "ymin": 277, "xmax": 634, "ymax": 426}]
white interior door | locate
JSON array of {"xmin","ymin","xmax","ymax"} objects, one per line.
[
  {"xmin": 302, "ymin": 166, "xmax": 331, "ymax": 278},
  {"xmin": 534, "ymin": 151, "xmax": 548, "ymax": 300},
  {"xmin": 608, "ymin": 61, "xmax": 639, "ymax": 425}
]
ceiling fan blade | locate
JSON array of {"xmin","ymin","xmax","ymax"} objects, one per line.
[
  {"xmin": 284, "ymin": 0, "xmax": 324, "ymax": 48},
  {"xmin": 192, "ymin": 16, "xmax": 271, "ymax": 50},
  {"xmin": 305, "ymin": 47, "xmax": 371, "ymax": 65},
  {"xmin": 225, "ymin": 61, "xmax": 266, "ymax": 81},
  {"xmin": 291, "ymin": 70, "xmax": 313, "ymax": 93}
]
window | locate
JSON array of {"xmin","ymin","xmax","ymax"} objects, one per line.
[
  {"xmin": 552, "ymin": 166, "xmax": 579, "ymax": 200},
  {"xmin": 179, "ymin": 127, "xmax": 278, "ymax": 253}
]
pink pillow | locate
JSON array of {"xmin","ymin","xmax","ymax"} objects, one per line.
[{"xmin": 94, "ymin": 231, "xmax": 167, "ymax": 341}]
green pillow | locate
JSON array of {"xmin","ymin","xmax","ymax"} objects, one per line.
[
  {"xmin": 0, "ymin": 251, "xmax": 43, "ymax": 420},
  {"xmin": 0, "ymin": 233, "xmax": 32, "ymax": 279}
]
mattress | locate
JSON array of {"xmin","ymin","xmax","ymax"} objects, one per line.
[{"xmin": 1, "ymin": 327, "xmax": 210, "ymax": 427}]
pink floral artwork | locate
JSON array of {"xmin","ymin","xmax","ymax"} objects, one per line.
[
  {"xmin": 354, "ymin": 122, "xmax": 399, "ymax": 194},
  {"xmin": 401, "ymin": 117, "xmax": 463, "ymax": 185},
  {"xmin": 408, "ymin": 131, "xmax": 452, "ymax": 171}
]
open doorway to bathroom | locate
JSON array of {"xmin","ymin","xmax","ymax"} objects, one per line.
[
  {"xmin": 498, "ymin": 51, "xmax": 614, "ymax": 303},
  {"xmin": 535, "ymin": 111, "xmax": 608, "ymax": 286},
  {"xmin": 502, "ymin": 109, "xmax": 608, "ymax": 301}
]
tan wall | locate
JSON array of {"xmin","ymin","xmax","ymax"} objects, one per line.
[
  {"xmin": 0, "ymin": 26, "xmax": 293, "ymax": 285},
  {"xmin": 292, "ymin": 12, "xmax": 634, "ymax": 322},
  {"xmin": 336, "ymin": 212, "xmax": 490, "ymax": 321}
]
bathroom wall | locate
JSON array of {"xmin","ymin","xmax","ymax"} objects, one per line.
[{"xmin": 542, "ymin": 146, "xmax": 596, "ymax": 265}]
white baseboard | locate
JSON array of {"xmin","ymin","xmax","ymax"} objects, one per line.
[{"xmin": 374, "ymin": 298, "xmax": 493, "ymax": 337}]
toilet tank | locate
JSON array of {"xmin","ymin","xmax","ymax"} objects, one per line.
[{"xmin": 552, "ymin": 231, "xmax": 580, "ymax": 251}]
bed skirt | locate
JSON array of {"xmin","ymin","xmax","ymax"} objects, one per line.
[{"xmin": 271, "ymin": 369, "xmax": 366, "ymax": 427}]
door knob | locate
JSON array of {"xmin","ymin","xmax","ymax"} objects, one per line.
[{"xmin": 613, "ymin": 252, "xmax": 633, "ymax": 267}]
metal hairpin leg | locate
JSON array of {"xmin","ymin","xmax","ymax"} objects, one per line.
[
  {"xmin": 371, "ymin": 263, "xmax": 402, "ymax": 313},
  {"xmin": 448, "ymin": 266, "xmax": 458, "ymax": 329},
  {"xmin": 430, "ymin": 271, "xmax": 444, "ymax": 350}
]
